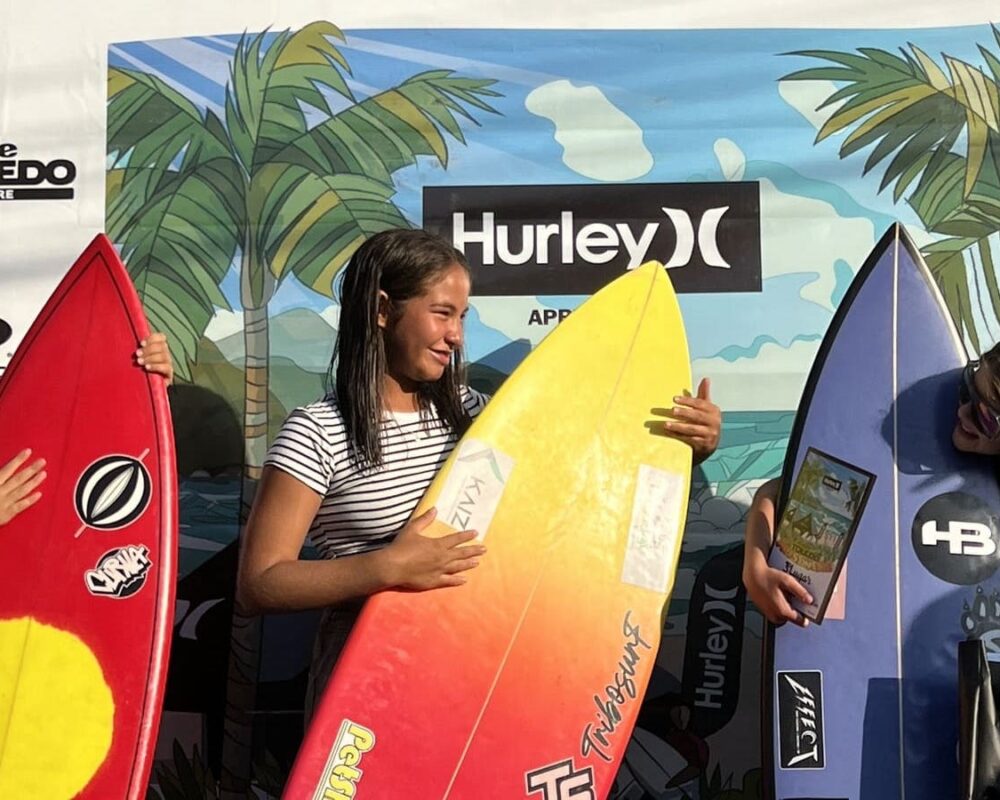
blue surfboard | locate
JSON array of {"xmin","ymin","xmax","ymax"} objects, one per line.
[{"xmin": 765, "ymin": 224, "xmax": 1000, "ymax": 799}]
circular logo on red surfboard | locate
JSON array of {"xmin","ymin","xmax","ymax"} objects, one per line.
[
  {"xmin": 74, "ymin": 453, "xmax": 152, "ymax": 532},
  {"xmin": 912, "ymin": 492, "xmax": 1000, "ymax": 585}
]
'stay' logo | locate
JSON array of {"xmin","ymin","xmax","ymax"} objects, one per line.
[
  {"xmin": 85, "ymin": 545, "xmax": 152, "ymax": 598},
  {"xmin": 922, "ymin": 520, "xmax": 997, "ymax": 556},
  {"xmin": 424, "ymin": 182, "xmax": 761, "ymax": 295},
  {"xmin": 912, "ymin": 493, "xmax": 1000, "ymax": 585},
  {"xmin": 312, "ymin": 720, "xmax": 375, "ymax": 800},
  {"xmin": 777, "ymin": 670, "xmax": 825, "ymax": 770},
  {"xmin": 660, "ymin": 206, "xmax": 731, "ymax": 268},
  {"xmin": 525, "ymin": 759, "xmax": 595, "ymax": 800}
]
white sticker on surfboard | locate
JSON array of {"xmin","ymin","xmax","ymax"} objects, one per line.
[
  {"xmin": 622, "ymin": 464, "xmax": 686, "ymax": 592},
  {"xmin": 435, "ymin": 439, "xmax": 514, "ymax": 540}
]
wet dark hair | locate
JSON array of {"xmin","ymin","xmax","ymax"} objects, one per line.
[
  {"xmin": 981, "ymin": 342, "xmax": 1000, "ymax": 406},
  {"xmin": 329, "ymin": 228, "xmax": 472, "ymax": 467}
]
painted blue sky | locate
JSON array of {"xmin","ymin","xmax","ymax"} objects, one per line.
[{"xmin": 108, "ymin": 23, "xmax": 1000, "ymax": 408}]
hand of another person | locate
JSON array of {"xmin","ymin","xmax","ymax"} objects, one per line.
[
  {"xmin": 136, "ymin": 332, "xmax": 173, "ymax": 386},
  {"xmin": 665, "ymin": 377, "xmax": 721, "ymax": 465},
  {"xmin": 743, "ymin": 548, "xmax": 812, "ymax": 627},
  {"xmin": 0, "ymin": 449, "xmax": 46, "ymax": 526},
  {"xmin": 380, "ymin": 507, "xmax": 486, "ymax": 590}
]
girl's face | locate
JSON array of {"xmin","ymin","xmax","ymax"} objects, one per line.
[
  {"xmin": 954, "ymin": 360, "xmax": 1000, "ymax": 455},
  {"xmin": 379, "ymin": 263, "xmax": 470, "ymax": 388}
]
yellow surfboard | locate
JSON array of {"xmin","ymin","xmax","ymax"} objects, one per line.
[{"xmin": 284, "ymin": 261, "xmax": 692, "ymax": 800}]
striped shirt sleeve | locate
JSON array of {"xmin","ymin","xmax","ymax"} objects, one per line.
[
  {"xmin": 264, "ymin": 408, "xmax": 335, "ymax": 495},
  {"xmin": 462, "ymin": 386, "xmax": 491, "ymax": 419}
]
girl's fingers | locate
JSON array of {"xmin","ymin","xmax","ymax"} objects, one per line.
[
  {"xmin": 0, "ymin": 449, "xmax": 31, "ymax": 483},
  {"xmin": 778, "ymin": 571, "xmax": 814, "ymax": 605},
  {"xmin": 5, "ymin": 459, "xmax": 45, "ymax": 491},
  {"xmin": 445, "ymin": 557, "xmax": 481, "ymax": 574},
  {"xmin": 14, "ymin": 492, "xmax": 42, "ymax": 514},
  {"xmin": 14, "ymin": 470, "xmax": 47, "ymax": 499},
  {"xmin": 663, "ymin": 421, "xmax": 712, "ymax": 437},
  {"xmin": 443, "ymin": 529, "xmax": 480, "ymax": 548}
]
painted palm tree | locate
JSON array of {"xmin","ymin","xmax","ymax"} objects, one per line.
[
  {"xmin": 782, "ymin": 26, "xmax": 1000, "ymax": 352},
  {"xmin": 107, "ymin": 21, "xmax": 499, "ymax": 797}
]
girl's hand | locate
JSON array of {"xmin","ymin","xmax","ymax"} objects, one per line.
[
  {"xmin": 743, "ymin": 548, "xmax": 812, "ymax": 627},
  {"xmin": 0, "ymin": 449, "xmax": 46, "ymax": 526},
  {"xmin": 380, "ymin": 507, "xmax": 486, "ymax": 590},
  {"xmin": 666, "ymin": 378, "xmax": 721, "ymax": 465},
  {"xmin": 136, "ymin": 332, "xmax": 174, "ymax": 386}
]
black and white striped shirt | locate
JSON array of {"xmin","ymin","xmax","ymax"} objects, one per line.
[{"xmin": 264, "ymin": 388, "xmax": 489, "ymax": 559}]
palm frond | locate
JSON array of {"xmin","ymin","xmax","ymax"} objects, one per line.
[
  {"xmin": 272, "ymin": 71, "xmax": 500, "ymax": 181},
  {"xmin": 225, "ymin": 22, "xmax": 354, "ymax": 175}
]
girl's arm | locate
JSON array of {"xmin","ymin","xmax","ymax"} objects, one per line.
[
  {"xmin": 237, "ymin": 466, "xmax": 486, "ymax": 614},
  {"xmin": 742, "ymin": 478, "xmax": 812, "ymax": 627}
]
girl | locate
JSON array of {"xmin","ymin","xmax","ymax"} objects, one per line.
[
  {"xmin": 239, "ymin": 227, "xmax": 722, "ymax": 712},
  {"xmin": 742, "ymin": 343, "xmax": 1000, "ymax": 627}
]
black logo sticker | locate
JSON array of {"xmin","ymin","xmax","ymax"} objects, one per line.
[
  {"xmin": 424, "ymin": 182, "xmax": 761, "ymax": 295},
  {"xmin": 777, "ymin": 670, "xmax": 825, "ymax": 770},
  {"xmin": 74, "ymin": 452, "xmax": 152, "ymax": 535},
  {"xmin": 525, "ymin": 758, "xmax": 595, "ymax": 800},
  {"xmin": 912, "ymin": 492, "xmax": 1000, "ymax": 585},
  {"xmin": 85, "ymin": 544, "xmax": 152, "ymax": 598}
]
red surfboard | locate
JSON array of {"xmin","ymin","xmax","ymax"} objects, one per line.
[{"xmin": 0, "ymin": 234, "xmax": 177, "ymax": 799}]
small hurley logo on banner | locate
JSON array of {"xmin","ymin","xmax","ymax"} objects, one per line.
[
  {"xmin": 0, "ymin": 141, "xmax": 76, "ymax": 201},
  {"xmin": 776, "ymin": 670, "xmax": 825, "ymax": 770},
  {"xmin": 423, "ymin": 182, "xmax": 761, "ymax": 295}
]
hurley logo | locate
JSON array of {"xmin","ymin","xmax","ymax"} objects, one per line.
[{"xmin": 424, "ymin": 182, "xmax": 761, "ymax": 295}]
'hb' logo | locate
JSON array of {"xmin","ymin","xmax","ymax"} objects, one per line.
[
  {"xmin": 660, "ymin": 206, "xmax": 732, "ymax": 269},
  {"xmin": 525, "ymin": 759, "xmax": 595, "ymax": 800},
  {"xmin": 912, "ymin": 492, "xmax": 1000, "ymax": 586},
  {"xmin": 921, "ymin": 520, "xmax": 997, "ymax": 556}
]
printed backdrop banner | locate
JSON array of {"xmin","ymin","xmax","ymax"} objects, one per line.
[{"xmin": 1, "ymin": 3, "xmax": 998, "ymax": 799}]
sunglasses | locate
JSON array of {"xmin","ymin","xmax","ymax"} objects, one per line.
[{"xmin": 960, "ymin": 360, "xmax": 1000, "ymax": 439}]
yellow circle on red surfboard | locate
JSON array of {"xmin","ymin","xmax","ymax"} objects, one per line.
[{"xmin": 0, "ymin": 617, "xmax": 114, "ymax": 798}]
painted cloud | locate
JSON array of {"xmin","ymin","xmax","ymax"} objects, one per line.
[
  {"xmin": 715, "ymin": 138, "xmax": 875, "ymax": 311},
  {"xmin": 691, "ymin": 336, "xmax": 820, "ymax": 411},
  {"xmin": 525, "ymin": 80, "xmax": 653, "ymax": 181}
]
